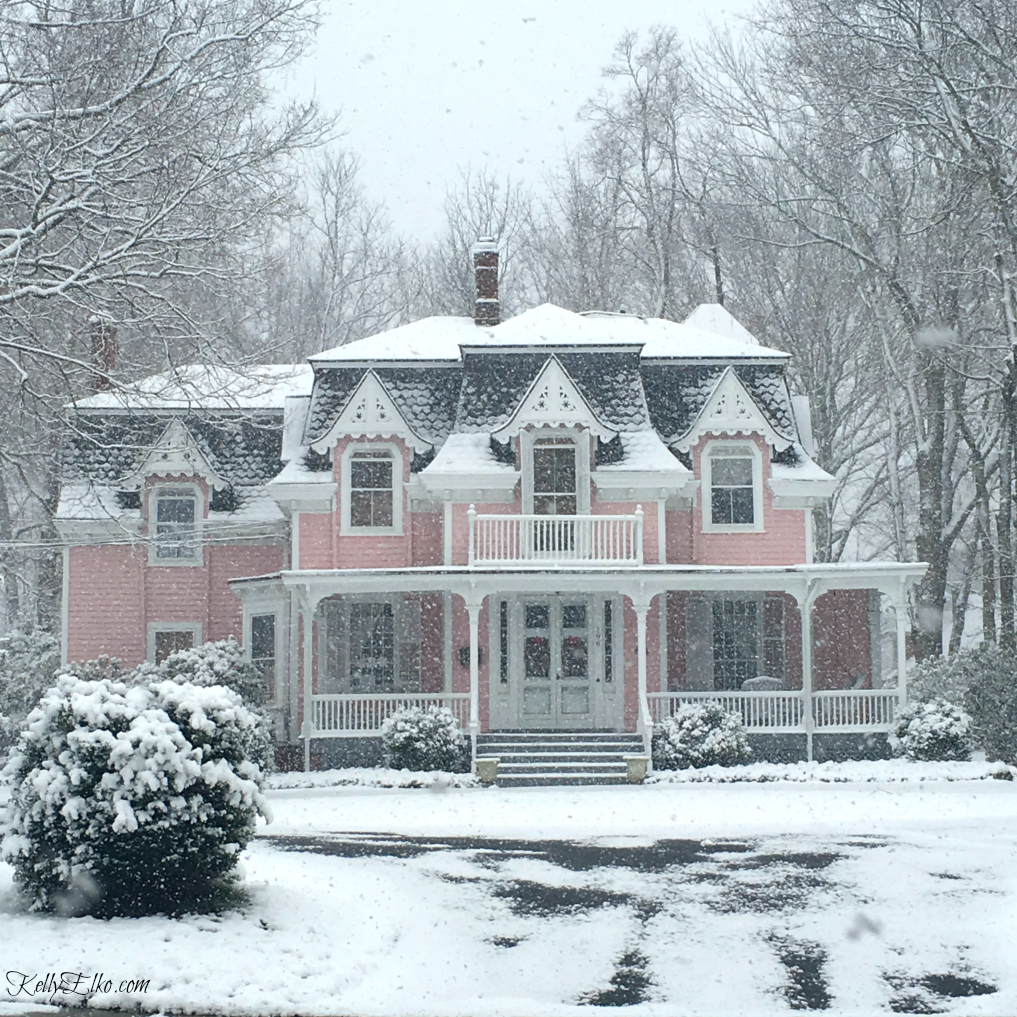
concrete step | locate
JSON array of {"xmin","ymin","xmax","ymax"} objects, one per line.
[
  {"xmin": 477, "ymin": 752, "xmax": 633, "ymax": 764},
  {"xmin": 496, "ymin": 761, "xmax": 628, "ymax": 773},
  {"xmin": 496, "ymin": 773, "xmax": 631, "ymax": 787}
]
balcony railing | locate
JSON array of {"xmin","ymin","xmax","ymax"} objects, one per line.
[{"xmin": 468, "ymin": 506, "xmax": 643, "ymax": 568}]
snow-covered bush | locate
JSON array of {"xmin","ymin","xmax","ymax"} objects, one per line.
[
  {"xmin": 136, "ymin": 638, "xmax": 273, "ymax": 771},
  {"xmin": 965, "ymin": 662, "xmax": 1017, "ymax": 766},
  {"xmin": 891, "ymin": 698, "xmax": 973, "ymax": 762},
  {"xmin": 0, "ymin": 626, "xmax": 61, "ymax": 753},
  {"xmin": 380, "ymin": 705, "xmax": 467, "ymax": 772},
  {"xmin": 908, "ymin": 644, "xmax": 1017, "ymax": 707},
  {"xmin": 1, "ymin": 672, "xmax": 268, "ymax": 916},
  {"xmin": 652, "ymin": 702, "xmax": 753, "ymax": 769}
]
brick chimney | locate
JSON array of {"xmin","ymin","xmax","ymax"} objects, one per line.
[
  {"xmin": 89, "ymin": 315, "xmax": 117, "ymax": 391},
  {"xmin": 473, "ymin": 237, "xmax": 499, "ymax": 326}
]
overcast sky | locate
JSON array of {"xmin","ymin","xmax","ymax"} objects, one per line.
[{"xmin": 282, "ymin": 0, "xmax": 757, "ymax": 242}]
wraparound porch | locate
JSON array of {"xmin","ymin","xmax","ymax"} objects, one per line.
[{"xmin": 229, "ymin": 562, "xmax": 927, "ymax": 771}]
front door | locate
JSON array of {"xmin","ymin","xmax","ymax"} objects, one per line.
[{"xmin": 487, "ymin": 594, "xmax": 621, "ymax": 730}]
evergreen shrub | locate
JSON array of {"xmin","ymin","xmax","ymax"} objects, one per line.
[
  {"xmin": 890, "ymin": 698, "xmax": 973, "ymax": 761},
  {"xmin": 652, "ymin": 701, "xmax": 753, "ymax": 769},
  {"xmin": 965, "ymin": 659, "xmax": 1017, "ymax": 765},
  {"xmin": 380, "ymin": 705, "xmax": 468, "ymax": 772},
  {"xmin": 0, "ymin": 626, "xmax": 61, "ymax": 753},
  {"xmin": 1, "ymin": 672, "xmax": 268, "ymax": 916}
]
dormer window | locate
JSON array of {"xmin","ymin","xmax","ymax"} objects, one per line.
[
  {"xmin": 341, "ymin": 443, "xmax": 403, "ymax": 534},
  {"xmin": 532, "ymin": 439, "xmax": 577, "ymax": 516},
  {"xmin": 351, "ymin": 451, "xmax": 393, "ymax": 527},
  {"xmin": 153, "ymin": 486, "xmax": 200, "ymax": 561},
  {"xmin": 702, "ymin": 441, "xmax": 763, "ymax": 533}
]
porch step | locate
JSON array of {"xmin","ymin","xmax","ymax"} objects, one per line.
[{"xmin": 476, "ymin": 731, "xmax": 645, "ymax": 787}]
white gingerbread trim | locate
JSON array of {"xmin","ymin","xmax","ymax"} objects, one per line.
[
  {"xmin": 674, "ymin": 367, "xmax": 794, "ymax": 452},
  {"xmin": 492, "ymin": 356, "xmax": 618, "ymax": 442},
  {"xmin": 311, "ymin": 370, "xmax": 431, "ymax": 455},
  {"xmin": 121, "ymin": 418, "xmax": 227, "ymax": 491}
]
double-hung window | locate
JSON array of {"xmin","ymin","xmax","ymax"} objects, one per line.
[
  {"xmin": 349, "ymin": 450, "xmax": 394, "ymax": 528},
  {"xmin": 703, "ymin": 442, "xmax": 762, "ymax": 532},
  {"xmin": 154, "ymin": 487, "xmax": 198, "ymax": 560},
  {"xmin": 251, "ymin": 614, "xmax": 277, "ymax": 698}
]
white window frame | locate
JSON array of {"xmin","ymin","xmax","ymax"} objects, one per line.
[
  {"xmin": 520, "ymin": 427, "xmax": 591, "ymax": 515},
  {"xmin": 148, "ymin": 482, "xmax": 204, "ymax": 565},
  {"xmin": 710, "ymin": 593, "xmax": 787, "ymax": 689},
  {"xmin": 701, "ymin": 440, "xmax": 764, "ymax": 534},
  {"xmin": 247, "ymin": 610, "xmax": 280, "ymax": 704},
  {"xmin": 147, "ymin": 621, "xmax": 202, "ymax": 663},
  {"xmin": 340, "ymin": 441, "xmax": 403, "ymax": 535}
]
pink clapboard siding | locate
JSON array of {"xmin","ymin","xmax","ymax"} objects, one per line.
[
  {"xmin": 691, "ymin": 434, "xmax": 807, "ymax": 566},
  {"xmin": 67, "ymin": 543, "xmax": 284, "ymax": 666}
]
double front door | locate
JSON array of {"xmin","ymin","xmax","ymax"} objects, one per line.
[{"xmin": 489, "ymin": 594, "xmax": 621, "ymax": 730}]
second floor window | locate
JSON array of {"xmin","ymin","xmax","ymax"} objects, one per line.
[
  {"xmin": 710, "ymin": 454, "xmax": 755, "ymax": 526},
  {"xmin": 155, "ymin": 488, "xmax": 197, "ymax": 558},
  {"xmin": 350, "ymin": 451, "xmax": 394, "ymax": 527},
  {"xmin": 532, "ymin": 440, "xmax": 577, "ymax": 515}
]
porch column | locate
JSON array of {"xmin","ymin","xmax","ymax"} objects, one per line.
[
  {"xmin": 633, "ymin": 594, "xmax": 654, "ymax": 768},
  {"xmin": 466, "ymin": 595, "xmax": 483, "ymax": 768},
  {"xmin": 894, "ymin": 593, "xmax": 909, "ymax": 710},
  {"xmin": 302, "ymin": 594, "xmax": 314, "ymax": 773},
  {"xmin": 800, "ymin": 583, "xmax": 818, "ymax": 763}
]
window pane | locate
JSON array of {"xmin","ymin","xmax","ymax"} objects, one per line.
[
  {"xmin": 712, "ymin": 599, "xmax": 759, "ymax": 690},
  {"xmin": 731, "ymin": 488, "xmax": 755, "ymax": 524},
  {"xmin": 350, "ymin": 490, "xmax": 374, "ymax": 527},
  {"xmin": 351, "ymin": 459, "xmax": 392, "ymax": 488},
  {"xmin": 712, "ymin": 490, "xmax": 734, "ymax": 525},
  {"xmin": 712, "ymin": 458, "xmax": 753, "ymax": 486},
  {"xmin": 155, "ymin": 629, "xmax": 194, "ymax": 664},
  {"xmin": 251, "ymin": 614, "xmax": 275, "ymax": 659},
  {"xmin": 349, "ymin": 602, "xmax": 394, "ymax": 688},
  {"xmin": 371, "ymin": 490, "xmax": 393, "ymax": 527}
]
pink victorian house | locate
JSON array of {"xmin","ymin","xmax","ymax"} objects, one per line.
[{"xmin": 57, "ymin": 244, "xmax": 925, "ymax": 779}]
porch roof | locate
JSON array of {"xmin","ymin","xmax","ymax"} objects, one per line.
[{"xmin": 229, "ymin": 560, "xmax": 927, "ymax": 606}]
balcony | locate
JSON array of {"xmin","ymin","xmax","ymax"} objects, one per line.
[{"xmin": 468, "ymin": 506, "xmax": 643, "ymax": 568}]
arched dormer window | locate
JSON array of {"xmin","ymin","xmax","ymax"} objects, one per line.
[
  {"xmin": 341, "ymin": 442, "xmax": 403, "ymax": 534},
  {"xmin": 149, "ymin": 482, "xmax": 204, "ymax": 564},
  {"xmin": 701, "ymin": 441, "xmax": 764, "ymax": 533}
]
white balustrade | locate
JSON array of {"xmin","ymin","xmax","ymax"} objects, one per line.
[
  {"xmin": 811, "ymin": 689, "xmax": 898, "ymax": 731},
  {"xmin": 648, "ymin": 690, "xmax": 806, "ymax": 732},
  {"xmin": 310, "ymin": 693, "xmax": 471, "ymax": 737},
  {"xmin": 469, "ymin": 507, "xmax": 643, "ymax": 567},
  {"xmin": 647, "ymin": 688, "xmax": 898, "ymax": 733}
]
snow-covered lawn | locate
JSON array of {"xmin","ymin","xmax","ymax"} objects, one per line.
[{"xmin": 2, "ymin": 768, "xmax": 1017, "ymax": 1016}]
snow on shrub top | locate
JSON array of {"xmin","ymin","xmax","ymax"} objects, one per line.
[
  {"xmin": 1, "ymin": 671, "xmax": 269, "ymax": 915},
  {"xmin": 891, "ymin": 698, "xmax": 973, "ymax": 762}
]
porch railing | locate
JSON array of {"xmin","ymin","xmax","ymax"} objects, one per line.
[
  {"xmin": 309, "ymin": 693, "xmax": 471, "ymax": 737},
  {"xmin": 469, "ymin": 506, "xmax": 643, "ymax": 567},
  {"xmin": 649, "ymin": 690, "xmax": 806, "ymax": 732},
  {"xmin": 811, "ymin": 689, "xmax": 898, "ymax": 731},
  {"xmin": 648, "ymin": 688, "xmax": 899, "ymax": 734}
]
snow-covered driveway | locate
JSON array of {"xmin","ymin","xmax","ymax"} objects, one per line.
[{"xmin": 2, "ymin": 777, "xmax": 1016, "ymax": 1016}]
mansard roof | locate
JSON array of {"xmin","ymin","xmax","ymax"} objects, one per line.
[
  {"xmin": 303, "ymin": 365, "xmax": 461, "ymax": 447},
  {"xmin": 63, "ymin": 411, "xmax": 287, "ymax": 487},
  {"xmin": 642, "ymin": 363, "xmax": 797, "ymax": 449}
]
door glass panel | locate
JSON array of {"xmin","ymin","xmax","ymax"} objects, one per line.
[
  {"xmin": 561, "ymin": 603, "xmax": 588, "ymax": 680},
  {"xmin": 524, "ymin": 603, "xmax": 551, "ymax": 679}
]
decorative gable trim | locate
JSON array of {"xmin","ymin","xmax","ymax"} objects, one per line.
[
  {"xmin": 311, "ymin": 370, "xmax": 431, "ymax": 455},
  {"xmin": 120, "ymin": 419, "xmax": 227, "ymax": 491},
  {"xmin": 492, "ymin": 355, "xmax": 617, "ymax": 442},
  {"xmin": 674, "ymin": 367, "xmax": 795, "ymax": 452}
]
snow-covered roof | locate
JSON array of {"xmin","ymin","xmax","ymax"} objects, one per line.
[
  {"xmin": 595, "ymin": 431, "xmax": 689, "ymax": 476},
  {"xmin": 71, "ymin": 364, "xmax": 313, "ymax": 411},
  {"xmin": 420, "ymin": 433, "xmax": 518, "ymax": 480},
  {"xmin": 309, "ymin": 303, "xmax": 787, "ymax": 365},
  {"xmin": 55, "ymin": 482, "xmax": 130, "ymax": 521},
  {"xmin": 311, "ymin": 317, "xmax": 477, "ymax": 364}
]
